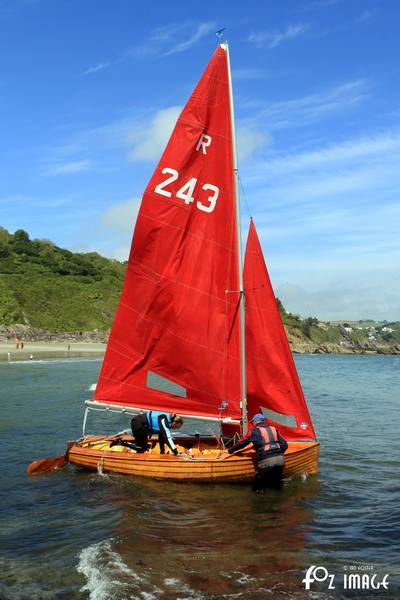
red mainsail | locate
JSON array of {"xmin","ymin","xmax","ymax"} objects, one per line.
[
  {"xmin": 244, "ymin": 220, "xmax": 316, "ymax": 441},
  {"xmin": 94, "ymin": 46, "xmax": 242, "ymax": 420}
]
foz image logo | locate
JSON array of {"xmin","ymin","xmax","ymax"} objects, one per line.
[
  {"xmin": 302, "ymin": 565, "xmax": 390, "ymax": 591},
  {"xmin": 302, "ymin": 566, "xmax": 335, "ymax": 590}
]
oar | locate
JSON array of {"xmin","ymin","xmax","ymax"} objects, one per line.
[
  {"xmin": 220, "ymin": 448, "xmax": 248, "ymax": 460},
  {"xmin": 26, "ymin": 430, "xmax": 132, "ymax": 474},
  {"xmin": 27, "ymin": 453, "xmax": 68, "ymax": 475}
]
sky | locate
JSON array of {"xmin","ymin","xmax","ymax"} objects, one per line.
[{"xmin": 1, "ymin": 0, "xmax": 400, "ymax": 321}]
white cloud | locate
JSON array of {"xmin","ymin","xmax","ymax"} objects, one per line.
[
  {"xmin": 44, "ymin": 159, "xmax": 93, "ymax": 176},
  {"xmin": 245, "ymin": 130, "xmax": 400, "ymax": 205},
  {"xmin": 354, "ymin": 10, "xmax": 373, "ymax": 26},
  {"xmin": 128, "ymin": 21, "xmax": 217, "ymax": 59},
  {"xmin": 233, "ymin": 68, "xmax": 267, "ymax": 81},
  {"xmin": 0, "ymin": 193, "xmax": 29, "ymax": 205},
  {"xmin": 240, "ymin": 127, "xmax": 400, "ymax": 320},
  {"xmin": 38, "ymin": 105, "xmax": 185, "ymax": 179},
  {"xmin": 82, "ymin": 62, "xmax": 110, "ymax": 76},
  {"xmin": 100, "ymin": 198, "xmax": 141, "ymax": 235},
  {"xmin": 128, "ymin": 106, "xmax": 181, "ymax": 162},
  {"xmin": 276, "ymin": 281, "xmax": 400, "ymax": 322},
  {"xmin": 248, "ymin": 23, "xmax": 310, "ymax": 49},
  {"xmin": 96, "ymin": 198, "xmax": 141, "ymax": 261},
  {"xmin": 78, "ymin": 198, "xmax": 142, "ymax": 260},
  {"xmin": 80, "ymin": 21, "xmax": 216, "ymax": 75},
  {"xmin": 257, "ymin": 79, "xmax": 368, "ymax": 130},
  {"xmin": 107, "ymin": 244, "xmax": 131, "ymax": 261},
  {"xmin": 253, "ymin": 131, "xmax": 400, "ymax": 177},
  {"xmin": 237, "ymin": 127, "xmax": 270, "ymax": 162},
  {"xmin": 150, "ymin": 23, "xmax": 188, "ymax": 43},
  {"xmin": 78, "ymin": 21, "xmax": 216, "ymax": 79},
  {"xmin": 162, "ymin": 22, "xmax": 217, "ymax": 56},
  {"xmin": 297, "ymin": 0, "xmax": 342, "ymax": 13}
]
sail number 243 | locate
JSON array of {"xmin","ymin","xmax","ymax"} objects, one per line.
[{"xmin": 154, "ymin": 168, "xmax": 219, "ymax": 213}]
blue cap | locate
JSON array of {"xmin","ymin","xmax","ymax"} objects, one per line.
[{"xmin": 250, "ymin": 413, "xmax": 265, "ymax": 423}]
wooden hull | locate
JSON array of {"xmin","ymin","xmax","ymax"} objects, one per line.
[{"xmin": 68, "ymin": 436, "xmax": 319, "ymax": 483}]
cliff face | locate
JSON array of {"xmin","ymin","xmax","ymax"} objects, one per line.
[
  {"xmin": 287, "ymin": 333, "xmax": 400, "ymax": 355},
  {"xmin": 284, "ymin": 322, "xmax": 400, "ymax": 355},
  {"xmin": 0, "ymin": 324, "xmax": 107, "ymax": 343}
]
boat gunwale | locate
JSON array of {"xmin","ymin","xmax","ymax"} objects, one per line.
[{"xmin": 69, "ymin": 438, "xmax": 320, "ymax": 464}]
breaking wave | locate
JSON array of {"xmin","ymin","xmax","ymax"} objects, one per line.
[{"xmin": 77, "ymin": 539, "xmax": 142, "ymax": 600}]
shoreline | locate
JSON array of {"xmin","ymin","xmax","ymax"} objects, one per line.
[
  {"xmin": 1, "ymin": 340, "xmax": 399, "ymax": 362},
  {"xmin": 0, "ymin": 341, "xmax": 105, "ymax": 362},
  {"xmin": 2, "ymin": 325, "xmax": 399, "ymax": 359}
]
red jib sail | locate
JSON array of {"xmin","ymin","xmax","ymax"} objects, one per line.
[
  {"xmin": 94, "ymin": 46, "xmax": 242, "ymax": 421},
  {"xmin": 244, "ymin": 220, "xmax": 316, "ymax": 441}
]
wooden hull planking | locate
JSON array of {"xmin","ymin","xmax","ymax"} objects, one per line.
[{"xmin": 68, "ymin": 436, "xmax": 319, "ymax": 483}]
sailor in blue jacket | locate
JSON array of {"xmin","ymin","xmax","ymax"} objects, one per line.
[
  {"xmin": 228, "ymin": 413, "xmax": 288, "ymax": 491},
  {"xmin": 110, "ymin": 411, "xmax": 184, "ymax": 454},
  {"xmin": 136, "ymin": 411, "xmax": 184, "ymax": 455}
]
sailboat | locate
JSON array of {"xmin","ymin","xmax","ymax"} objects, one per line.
[{"xmin": 66, "ymin": 43, "xmax": 319, "ymax": 482}]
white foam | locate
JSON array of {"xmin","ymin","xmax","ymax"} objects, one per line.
[
  {"xmin": 77, "ymin": 539, "xmax": 165, "ymax": 600},
  {"xmin": 77, "ymin": 539, "xmax": 138, "ymax": 600},
  {"xmin": 162, "ymin": 578, "xmax": 204, "ymax": 599},
  {"xmin": 235, "ymin": 572, "xmax": 257, "ymax": 585},
  {"xmin": 164, "ymin": 578, "xmax": 180, "ymax": 586},
  {"xmin": 96, "ymin": 462, "xmax": 107, "ymax": 477}
]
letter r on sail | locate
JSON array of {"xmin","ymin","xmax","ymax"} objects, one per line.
[{"xmin": 196, "ymin": 134, "xmax": 212, "ymax": 154}]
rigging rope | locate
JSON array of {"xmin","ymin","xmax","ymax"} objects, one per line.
[{"xmin": 239, "ymin": 174, "xmax": 253, "ymax": 220}]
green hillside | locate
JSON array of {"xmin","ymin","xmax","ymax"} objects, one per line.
[
  {"xmin": 1, "ymin": 226, "xmax": 399, "ymax": 353},
  {"xmin": 0, "ymin": 227, "xmax": 125, "ymax": 331}
]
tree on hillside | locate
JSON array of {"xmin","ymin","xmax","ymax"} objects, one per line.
[
  {"xmin": 302, "ymin": 317, "xmax": 318, "ymax": 338},
  {"xmin": 0, "ymin": 240, "xmax": 10, "ymax": 258},
  {"xmin": 0, "ymin": 227, "xmax": 11, "ymax": 241},
  {"xmin": 12, "ymin": 229, "xmax": 32, "ymax": 254},
  {"xmin": 276, "ymin": 297, "xmax": 286, "ymax": 316},
  {"xmin": 14, "ymin": 229, "xmax": 30, "ymax": 243}
]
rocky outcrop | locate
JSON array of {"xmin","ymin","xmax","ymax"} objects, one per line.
[
  {"xmin": 0, "ymin": 325, "xmax": 108, "ymax": 343},
  {"xmin": 289, "ymin": 340, "xmax": 400, "ymax": 355},
  {"xmin": 285, "ymin": 324, "xmax": 400, "ymax": 355}
]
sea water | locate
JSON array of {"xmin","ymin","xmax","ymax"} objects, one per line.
[{"xmin": 0, "ymin": 355, "xmax": 399, "ymax": 599}]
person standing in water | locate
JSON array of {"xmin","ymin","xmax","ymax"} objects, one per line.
[{"xmin": 228, "ymin": 413, "xmax": 288, "ymax": 492}]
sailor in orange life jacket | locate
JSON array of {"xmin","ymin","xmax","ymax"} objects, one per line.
[{"xmin": 228, "ymin": 413, "xmax": 288, "ymax": 492}]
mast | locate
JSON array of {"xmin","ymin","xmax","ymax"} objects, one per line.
[{"xmin": 224, "ymin": 42, "xmax": 248, "ymax": 434}]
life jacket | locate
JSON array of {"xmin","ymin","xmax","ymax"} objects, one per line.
[
  {"xmin": 257, "ymin": 425, "xmax": 281, "ymax": 453},
  {"xmin": 146, "ymin": 411, "xmax": 173, "ymax": 433}
]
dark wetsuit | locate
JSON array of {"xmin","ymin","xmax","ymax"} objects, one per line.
[
  {"xmin": 229, "ymin": 424, "xmax": 288, "ymax": 491},
  {"xmin": 111, "ymin": 411, "xmax": 179, "ymax": 454},
  {"xmin": 131, "ymin": 411, "xmax": 179, "ymax": 455},
  {"xmin": 130, "ymin": 413, "xmax": 150, "ymax": 453}
]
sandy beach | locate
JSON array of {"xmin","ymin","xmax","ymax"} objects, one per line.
[{"xmin": 0, "ymin": 341, "xmax": 106, "ymax": 361}]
